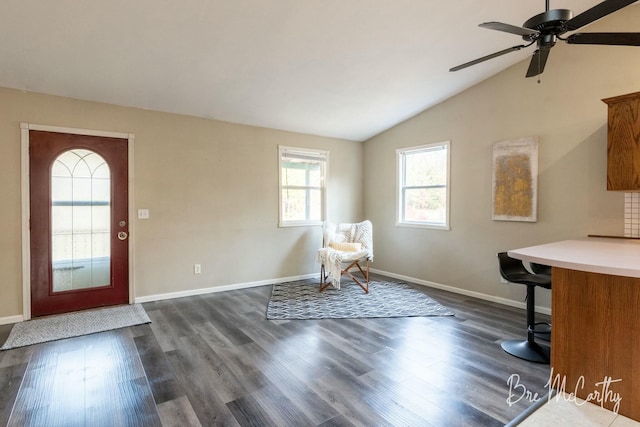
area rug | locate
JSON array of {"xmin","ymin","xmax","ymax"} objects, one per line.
[
  {"xmin": 267, "ymin": 280, "xmax": 454, "ymax": 320},
  {"xmin": 1, "ymin": 304, "xmax": 151, "ymax": 350}
]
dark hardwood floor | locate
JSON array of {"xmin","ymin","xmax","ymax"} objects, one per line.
[{"xmin": 0, "ymin": 274, "xmax": 551, "ymax": 426}]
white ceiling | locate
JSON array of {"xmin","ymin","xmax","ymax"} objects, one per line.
[{"xmin": 0, "ymin": 0, "xmax": 629, "ymax": 141}]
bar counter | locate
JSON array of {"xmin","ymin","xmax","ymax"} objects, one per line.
[{"xmin": 509, "ymin": 238, "xmax": 640, "ymax": 420}]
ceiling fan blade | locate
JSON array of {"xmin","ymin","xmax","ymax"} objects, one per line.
[
  {"xmin": 564, "ymin": 0, "xmax": 638, "ymax": 31},
  {"xmin": 479, "ymin": 22, "xmax": 539, "ymax": 37},
  {"xmin": 526, "ymin": 48, "xmax": 551, "ymax": 78},
  {"xmin": 449, "ymin": 45, "xmax": 527, "ymax": 72},
  {"xmin": 566, "ymin": 32, "xmax": 640, "ymax": 45}
]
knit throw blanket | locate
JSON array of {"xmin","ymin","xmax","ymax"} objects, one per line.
[{"xmin": 318, "ymin": 220, "xmax": 373, "ymax": 289}]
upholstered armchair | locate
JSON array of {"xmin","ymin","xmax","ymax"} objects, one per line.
[{"xmin": 317, "ymin": 220, "xmax": 373, "ymax": 293}]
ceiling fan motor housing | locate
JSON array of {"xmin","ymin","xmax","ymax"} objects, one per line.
[{"xmin": 522, "ymin": 9, "xmax": 573, "ymax": 41}]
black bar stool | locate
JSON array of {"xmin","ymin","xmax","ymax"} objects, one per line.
[{"xmin": 497, "ymin": 252, "xmax": 552, "ymax": 364}]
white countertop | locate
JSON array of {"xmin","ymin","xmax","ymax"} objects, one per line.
[{"xmin": 508, "ymin": 238, "xmax": 640, "ymax": 278}]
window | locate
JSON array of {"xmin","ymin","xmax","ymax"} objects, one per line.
[
  {"xmin": 279, "ymin": 146, "xmax": 328, "ymax": 227},
  {"xmin": 51, "ymin": 149, "xmax": 111, "ymax": 291},
  {"xmin": 397, "ymin": 141, "xmax": 450, "ymax": 229}
]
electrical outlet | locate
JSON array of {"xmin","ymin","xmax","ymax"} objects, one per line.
[{"xmin": 194, "ymin": 264, "xmax": 201, "ymax": 274}]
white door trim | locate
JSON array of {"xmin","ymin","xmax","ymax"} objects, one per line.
[{"xmin": 20, "ymin": 123, "xmax": 136, "ymax": 320}]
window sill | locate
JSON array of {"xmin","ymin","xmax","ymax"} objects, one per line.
[
  {"xmin": 279, "ymin": 220, "xmax": 323, "ymax": 228},
  {"xmin": 396, "ymin": 221, "xmax": 450, "ymax": 231}
]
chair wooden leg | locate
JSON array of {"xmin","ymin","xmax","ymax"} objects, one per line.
[
  {"xmin": 358, "ymin": 259, "xmax": 369, "ymax": 293},
  {"xmin": 319, "ymin": 264, "xmax": 332, "ymax": 292},
  {"xmin": 344, "ymin": 260, "xmax": 369, "ymax": 293},
  {"xmin": 354, "ymin": 259, "xmax": 369, "ymax": 290},
  {"xmin": 364, "ymin": 259, "xmax": 370, "ymax": 292},
  {"xmin": 319, "ymin": 282, "xmax": 332, "ymax": 292},
  {"xmin": 320, "ymin": 259, "xmax": 370, "ymax": 294}
]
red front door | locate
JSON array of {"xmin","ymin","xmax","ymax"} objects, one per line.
[{"xmin": 29, "ymin": 130, "xmax": 129, "ymax": 317}]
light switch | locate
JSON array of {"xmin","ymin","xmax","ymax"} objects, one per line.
[{"xmin": 138, "ymin": 209, "xmax": 150, "ymax": 219}]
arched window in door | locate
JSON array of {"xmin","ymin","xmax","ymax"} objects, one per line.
[{"xmin": 51, "ymin": 149, "xmax": 111, "ymax": 292}]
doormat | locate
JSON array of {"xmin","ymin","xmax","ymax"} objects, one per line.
[
  {"xmin": 267, "ymin": 280, "xmax": 454, "ymax": 320},
  {"xmin": 1, "ymin": 304, "xmax": 151, "ymax": 350}
]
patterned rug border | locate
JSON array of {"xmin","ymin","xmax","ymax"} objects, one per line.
[
  {"xmin": 1, "ymin": 304, "xmax": 151, "ymax": 350},
  {"xmin": 266, "ymin": 280, "xmax": 454, "ymax": 320}
]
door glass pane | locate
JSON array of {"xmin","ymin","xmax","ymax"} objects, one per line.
[{"xmin": 51, "ymin": 149, "xmax": 111, "ymax": 291}]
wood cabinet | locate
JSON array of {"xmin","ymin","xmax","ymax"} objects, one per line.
[{"xmin": 602, "ymin": 91, "xmax": 640, "ymax": 191}]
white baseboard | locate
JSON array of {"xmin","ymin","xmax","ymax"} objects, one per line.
[
  {"xmin": 135, "ymin": 273, "xmax": 317, "ymax": 304},
  {"xmin": 370, "ymin": 268, "xmax": 552, "ymax": 316},
  {"xmin": 0, "ymin": 314, "xmax": 24, "ymax": 326}
]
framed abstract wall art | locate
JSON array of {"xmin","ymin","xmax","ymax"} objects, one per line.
[{"xmin": 492, "ymin": 137, "xmax": 538, "ymax": 222}]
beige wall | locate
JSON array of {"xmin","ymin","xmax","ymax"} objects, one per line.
[
  {"xmin": 0, "ymin": 88, "xmax": 363, "ymax": 320},
  {"xmin": 364, "ymin": 6, "xmax": 640, "ymax": 309}
]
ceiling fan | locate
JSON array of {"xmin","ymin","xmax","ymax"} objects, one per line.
[{"xmin": 450, "ymin": 0, "xmax": 640, "ymax": 78}]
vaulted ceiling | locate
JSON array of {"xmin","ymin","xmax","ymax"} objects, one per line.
[{"xmin": 0, "ymin": 1, "xmax": 634, "ymax": 141}]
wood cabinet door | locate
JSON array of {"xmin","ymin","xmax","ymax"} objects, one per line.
[{"xmin": 603, "ymin": 92, "xmax": 640, "ymax": 191}]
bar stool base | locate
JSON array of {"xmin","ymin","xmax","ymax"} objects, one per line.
[{"xmin": 501, "ymin": 339, "xmax": 550, "ymax": 364}]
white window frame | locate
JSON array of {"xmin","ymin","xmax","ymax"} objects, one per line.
[
  {"xmin": 396, "ymin": 141, "xmax": 450, "ymax": 230},
  {"xmin": 278, "ymin": 145, "xmax": 328, "ymax": 227}
]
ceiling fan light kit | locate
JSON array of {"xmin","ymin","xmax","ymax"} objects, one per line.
[{"xmin": 450, "ymin": 0, "xmax": 640, "ymax": 78}]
